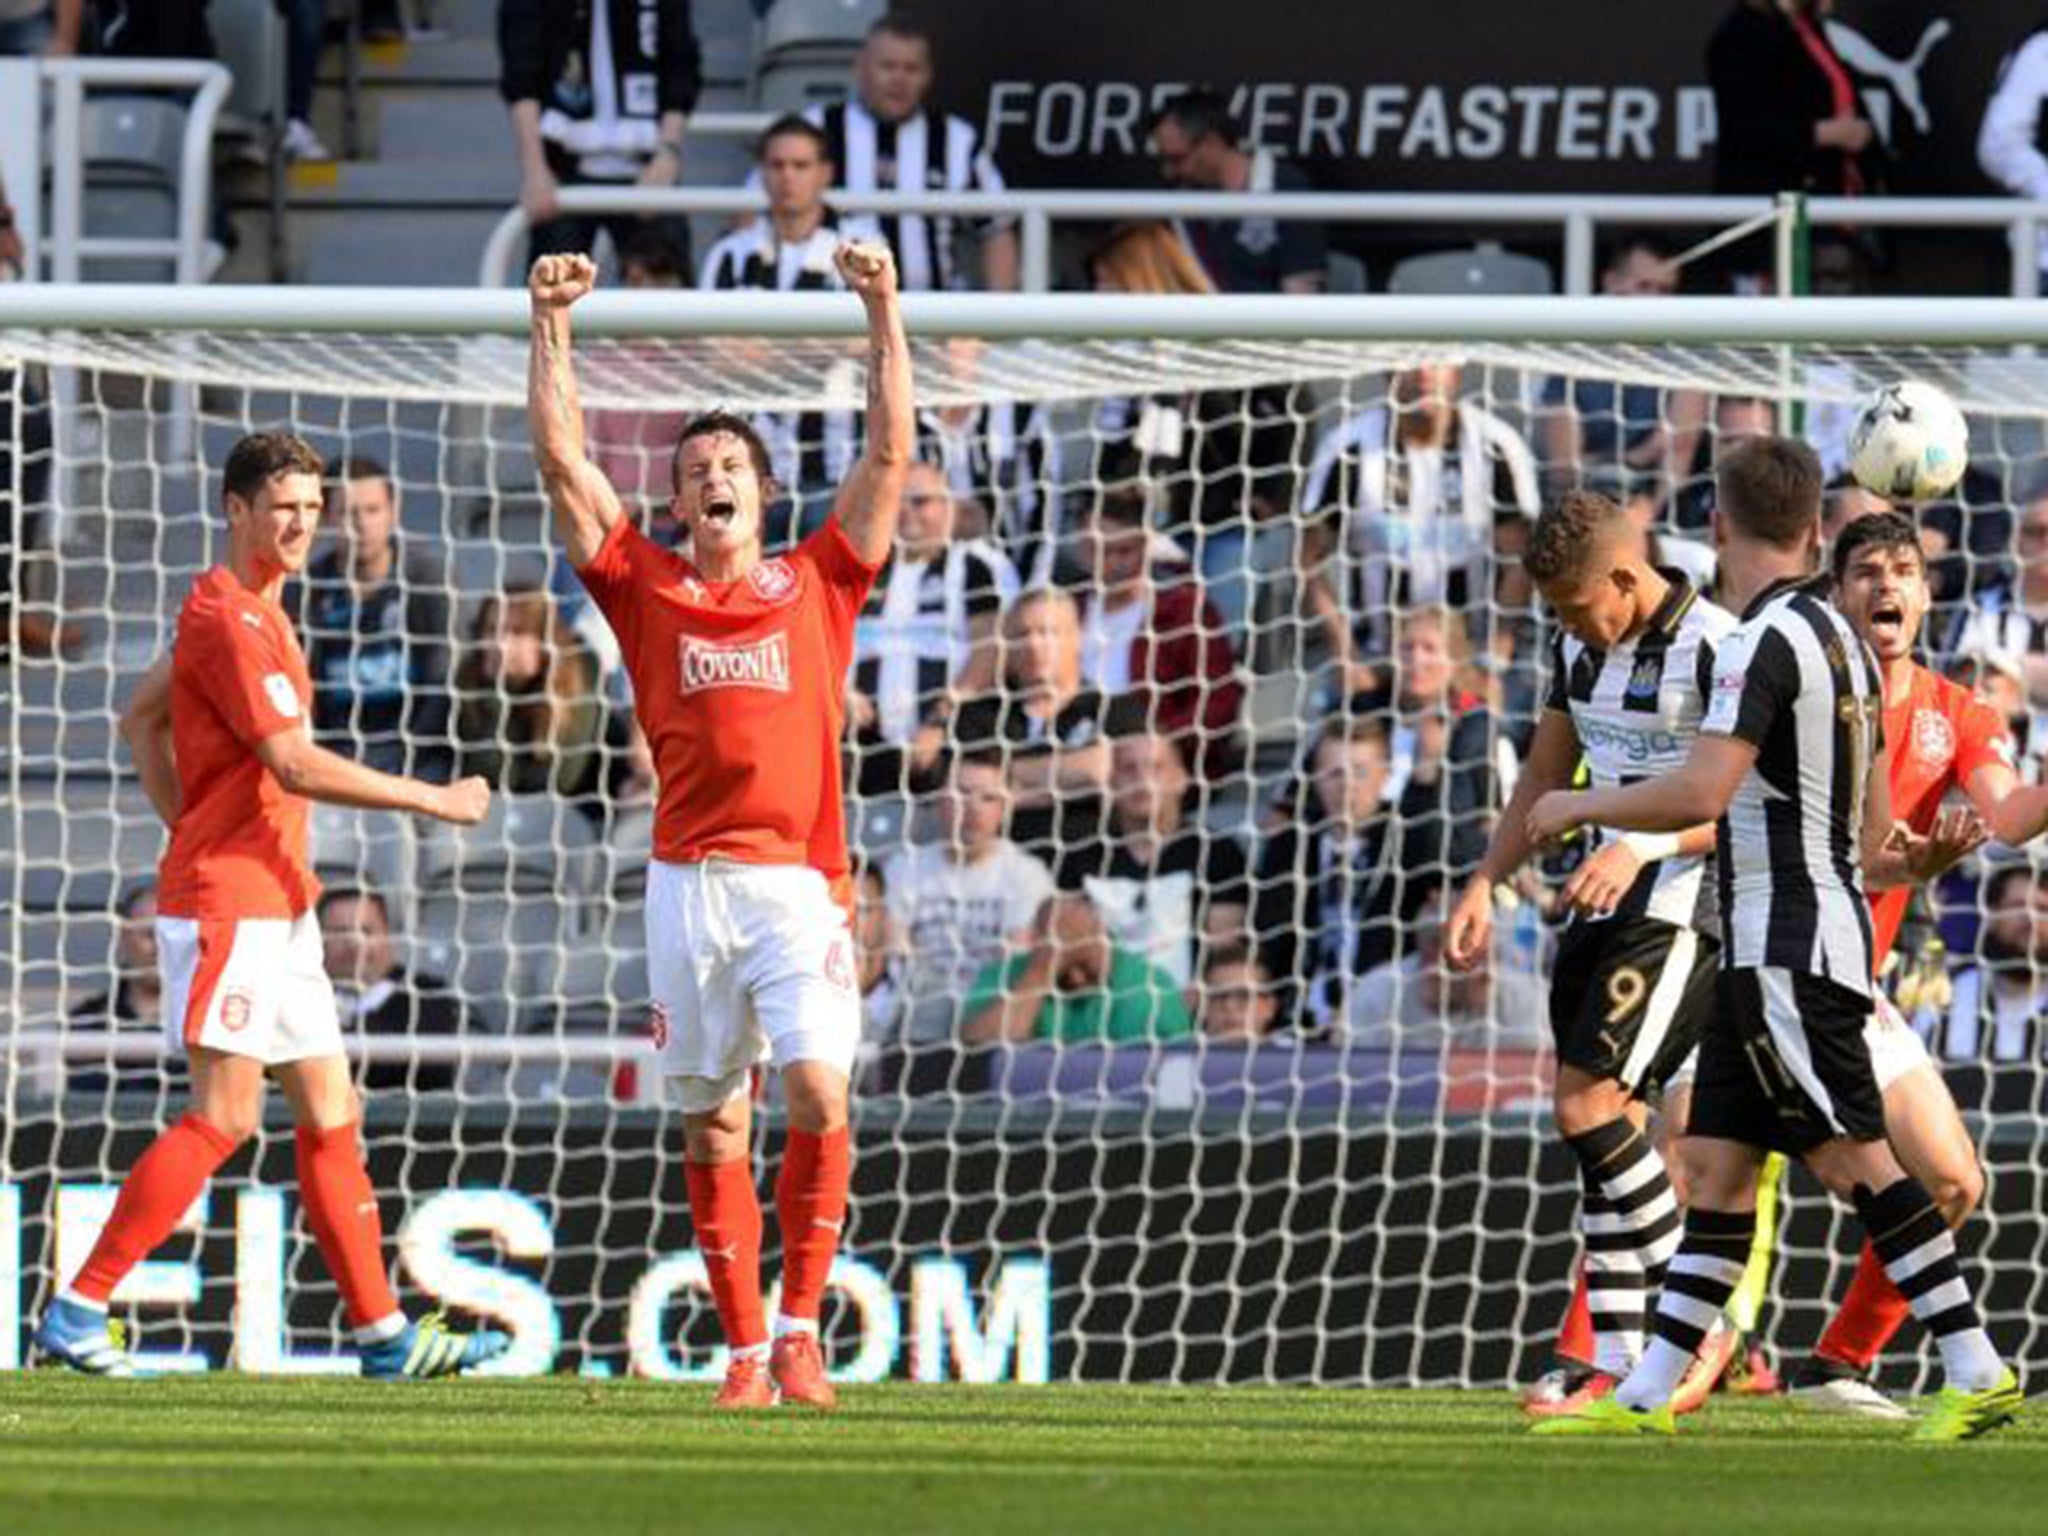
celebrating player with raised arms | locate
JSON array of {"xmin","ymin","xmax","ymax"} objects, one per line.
[
  {"xmin": 527, "ymin": 239, "xmax": 909, "ymax": 1410},
  {"xmin": 1786, "ymin": 509, "xmax": 2048, "ymax": 1417},
  {"xmin": 34, "ymin": 432, "xmax": 505, "ymax": 1380},
  {"xmin": 1447, "ymin": 490, "xmax": 1734, "ymax": 1412},
  {"xmin": 1524, "ymin": 438, "xmax": 2020, "ymax": 1441}
]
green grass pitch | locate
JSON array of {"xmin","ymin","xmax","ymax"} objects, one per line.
[{"xmin": 0, "ymin": 1376, "xmax": 2043, "ymax": 1536}]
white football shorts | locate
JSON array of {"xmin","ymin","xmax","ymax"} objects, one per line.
[
  {"xmin": 157, "ymin": 911, "xmax": 344, "ymax": 1065},
  {"xmin": 645, "ymin": 859, "xmax": 861, "ymax": 1114}
]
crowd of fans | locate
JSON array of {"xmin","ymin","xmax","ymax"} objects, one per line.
[{"xmin": 21, "ymin": 4, "xmax": 2048, "ymax": 1102}]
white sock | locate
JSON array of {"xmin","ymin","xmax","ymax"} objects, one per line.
[
  {"xmin": 354, "ymin": 1312, "xmax": 407, "ymax": 1347},
  {"xmin": 1614, "ymin": 1337, "xmax": 1696, "ymax": 1411},
  {"xmin": 57, "ymin": 1288, "xmax": 109, "ymax": 1315},
  {"xmin": 1936, "ymin": 1326, "xmax": 2006, "ymax": 1393},
  {"xmin": 773, "ymin": 1313, "xmax": 818, "ymax": 1340}
]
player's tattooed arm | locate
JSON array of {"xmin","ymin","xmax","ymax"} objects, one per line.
[
  {"xmin": 832, "ymin": 239, "xmax": 911, "ymax": 565},
  {"xmin": 119, "ymin": 656, "xmax": 180, "ymax": 826},
  {"xmin": 1447, "ymin": 709, "xmax": 1579, "ymax": 972},
  {"xmin": 526, "ymin": 253, "xmax": 626, "ymax": 568}
]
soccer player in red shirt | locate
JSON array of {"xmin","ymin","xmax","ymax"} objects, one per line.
[
  {"xmin": 33, "ymin": 432, "xmax": 507, "ymax": 1379},
  {"xmin": 1779, "ymin": 509, "xmax": 2048, "ymax": 1416},
  {"xmin": 526, "ymin": 239, "xmax": 910, "ymax": 1409}
]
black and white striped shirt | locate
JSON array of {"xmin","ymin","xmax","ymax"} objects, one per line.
[
  {"xmin": 1701, "ymin": 575, "xmax": 1885, "ymax": 993},
  {"xmin": 803, "ymin": 98, "xmax": 1009, "ymax": 291},
  {"xmin": 698, "ymin": 213, "xmax": 871, "ymax": 497},
  {"xmin": 853, "ymin": 538, "xmax": 1017, "ymax": 745},
  {"xmin": 1545, "ymin": 574, "xmax": 1736, "ymax": 932}
]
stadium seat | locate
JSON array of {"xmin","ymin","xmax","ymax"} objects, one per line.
[
  {"xmin": 428, "ymin": 793, "xmax": 600, "ymax": 900},
  {"xmin": 310, "ymin": 805, "xmax": 414, "ymax": 921},
  {"xmin": 1387, "ymin": 242, "xmax": 1553, "ymax": 297},
  {"xmin": 209, "ymin": 0, "xmax": 286, "ymax": 140},
  {"xmin": 80, "ymin": 96, "xmax": 191, "ymax": 283},
  {"xmin": 754, "ymin": 0, "xmax": 882, "ymax": 110}
]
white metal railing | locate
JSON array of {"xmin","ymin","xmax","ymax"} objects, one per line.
[
  {"xmin": 12, "ymin": 285, "xmax": 2048, "ymax": 346},
  {"xmin": 10, "ymin": 1030, "xmax": 663, "ymax": 1105},
  {"xmin": 40, "ymin": 57, "xmax": 233, "ymax": 285},
  {"xmin": 474, "ymin": 185, "xmax": 2048, "ymax": 298}
]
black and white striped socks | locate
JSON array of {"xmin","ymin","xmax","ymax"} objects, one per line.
[
  {"xmin": 1615, "ymin": 1206, "xmax": 1754, "ymax": 1411},
  {"xmin": 1855, "ymin": 1177, "xmax": 2005, "ymax": 1392},
  {"xmin": 1567, "ymin": 1118, "xmax": 1685, "ymax": 1378}
]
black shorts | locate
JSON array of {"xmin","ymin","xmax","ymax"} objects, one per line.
[
  {"xmin": 1548, "ymin": 918, "xmax": 1716, "ymax": 1094},
  {"xmin": 1686, "ymin": 966, "xmax": 1885, "ymax": 1155}
]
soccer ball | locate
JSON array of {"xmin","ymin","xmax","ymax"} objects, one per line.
[{"xmin": 1847, "ymin": 381, "xmax": 1969, "ymax": 502}]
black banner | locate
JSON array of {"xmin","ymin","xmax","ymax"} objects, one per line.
[
  {"xmin": 911, "ymin": 1, "xmax": 2041, "ymax": 199},
  {"xmin": 4, "ymin": 1110, "xmax": 2042, "ymax": 1385}
]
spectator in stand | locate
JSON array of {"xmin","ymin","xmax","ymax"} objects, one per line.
[
  {"xmin": 0, "ymin": 197, "xmax": 82, "ymax": 660},
  {"xmin": 1086, "ymin": 223, "xmax": 1306, "ymax": 633},
  {"xmin": 498, "ymin": 0, "xmax": 700, "ymax": 271},
  {"xmin": 289, "ymin": 457, "xmax": 454, "ymax": 782},
  {"xmin": 1953, "ymin": 648, "xmax": 2040, "ymax": 779},
  {"xmin": 960, "ymin": 891, "xmax": 1193, "ymax": 1047},
  {"xmin": 1348, "ymin": 887, "xmax": 1549, "ymax": 1049},
  {"xmin": 849, "ymin": 460, "xmax": 1014, "ymax": 796},
  {"xmin": 850, "ymin": 857, "xmax": 904, "ymax": 1049},
  {"xmin": 910, "ymin": 340, "xmax": 1063, "ymax": 587},
  {"xmin": 950, "ymin": 587, "xmax": 1117, "ymax": 864},
  {"xmin": 1056, "ymin": 726, "xmax": 1250, "ymax": 989},
  {"xmin": 1912, "ymin": 863, "xmax": 2048, "ymax": 1070},
  {"xmin": 1538, "ymin": 233, "xmax": 1708, "ymax": 507},
  {"xmin": 279, "ymin": 1, "xmax": 333, "ymax": 162},
  {"xmin": 1706, "ymin": 0, "xmax": 1878, "ymax": 290},
  {"xmin": 454, "ymin": 581, "xmax": 623, "ymax": 821},
  {"xmin": 0, "ymin": 0, "xmax": 79, "ymax": 54},
  {"xmin": 1379, "ymin": 606, "xmax": 1508, "ymax": 860},
  {"xmin": 786, "ymin": 13, "xmax": 1015, "ymax": 291},
  {"xmin": 1149, "ymin": 90, "xmax": 1326, "ymax": 294},
  {"xmin": 1252, "ymin": 713, "xmax": 1450, "ymax": 1034},
  {"xmin": 1300, "ymin": 361, "xmax": 1539, "ymax": 694},
  {"xmin": 317, "ymin": 884, "xmax": 464, "ymax": 1093},
  {"xmin": 1948, "ymin": 491, "xmax": 2048, "ymax": 748},
  {"xmin": 67, "ymin": 882, "xmax": 184, "ymax": 1096},
  {"xmin": 1196, "ymin": 942, "xmax": 1279, "ymax": 1043},
  {"xmin": 1980, "ymin": 21, "xmax": 2048, "ymax": 287},
  {"xmin": 1072, "ymin": 479, "xmax": 1242, "ymax": 779},
  {"xmin": 883, "ymin": 750, "xmax": 1054, "ymax": 1050},
  {"xmin": 87, "ymin": 0, "xmax": 211, "ymax": 56}
]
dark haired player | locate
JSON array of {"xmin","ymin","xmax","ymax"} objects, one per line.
[{"xmin": 526, "ymin": 241, "xmax": 909, "ymax": 1411}]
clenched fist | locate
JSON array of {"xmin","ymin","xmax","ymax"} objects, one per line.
[
  {"xmin": 835, "ymin": 239, "xmax": 897, "ymax": 301},
  {"xmin": 529, "ymin": 253, "xmax": 597, "ymax": 311},
  {"xmin": 431, "ymin": 776, "xmax": 494, "ymax": 826}
]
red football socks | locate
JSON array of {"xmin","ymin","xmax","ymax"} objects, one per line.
[
  {"xmin": 1554, "ymin": 1262, "xmax": 1594, "ymax": 1368},
  {"xmin": 686, "ymin": 1156, "xmax": 768, "ymax": 1350},
  {"xmin": 295, "ymin": 1123, "xmax": 401, "ymax": 1329},
  {"xmin": 71, "ymin": 1113, "xmax": 240, "ymax": 1304},
  {"xmin": 775, "ymin": 1127, "xmax": 851, "ymax": 1323},
  {"xmin": 1815, "ymin": 1239, "xmax": 1913, "ymax": 1370}
]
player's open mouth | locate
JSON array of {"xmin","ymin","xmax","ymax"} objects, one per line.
[
  {"xmin": 1870, "ymin": 601, "xmax": 1905, "ymax": 639},
  {"xmin": 703, "ymin": 497, "xmax": 737, "ymax": 528}
]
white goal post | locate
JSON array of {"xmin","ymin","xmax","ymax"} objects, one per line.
[{"xmin": 3, "ymin": 287, "xmax": 2045, "ymax": 1387}]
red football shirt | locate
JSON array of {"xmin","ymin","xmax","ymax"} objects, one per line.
[
  {"xmin": 577, "ymin": 516, "xmax": 879, "ymax": 881},
  {"xmin": 1869, "ymin": 662, "xmax": 2013, "ymax": 967},
  {"xmin": 156, "ymin": 567, "xmax": 321, "ymax": 920}
]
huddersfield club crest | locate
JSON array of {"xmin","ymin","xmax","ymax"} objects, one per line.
[
  {"xmin": 824, "ymin": 935, "xmax": 855, "ymax": 993},
  {"xmin": 647, "ymin": 1001, "xmax": 671, "ymax": 1051},
  {"xmin": 1913, "ymin": 709, "xmax": 1955, "ymax": 772},
  {"xmin": 747, "ymin": 558, "xmax": 798, "ymax": 604},
  {"xmin": 220, "ymin": 988, "xmax": 254, "ymax": 1032}
]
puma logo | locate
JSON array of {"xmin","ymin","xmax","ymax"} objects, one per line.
[
  {"xmin": 1825, "ymin": 18, "xmax": 1952, "ymax": 140},
  {"xmin": 812, "ymin": 1218, "xmax": 843, "ymax": 1234},
  {"xmin": 701, "ymin": 1241, "xmax": 739, "ymax": 1264}
]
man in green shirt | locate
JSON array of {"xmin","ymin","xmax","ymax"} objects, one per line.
[{"xmin": 960, "ymin": 893, "xmax": 1193, "ymax": 1045}]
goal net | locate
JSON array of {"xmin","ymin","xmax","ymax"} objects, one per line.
[{"xmin": 4, "ymin": 294, "xmax": 2046, "ymax": 1386}]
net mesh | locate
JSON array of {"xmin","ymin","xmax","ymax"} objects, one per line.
[{"xmin": 3, "ymin": 320, "xmax": 2046, "ymax": 1386}]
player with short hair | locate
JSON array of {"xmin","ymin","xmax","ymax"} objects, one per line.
[
  {"xmin": 33, "ymin": 431, "xmax": 506, "ymax": 1380},
  {"xmin": 527, "ymin": 238, "xmax": 909, "ymax": 1410},
  {"xmin": 1526, "ymin": 438, "xmax": 2020, "ymax": 1440},
  {"xmin": 1448, "ymin": 489, "xmax": 1734, "ymax": 1412},
  {"xmin": 1787, "ymin": 509, "xmax": 2048, "ymax": 1417}
]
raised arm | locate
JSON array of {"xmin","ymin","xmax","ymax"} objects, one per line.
[
  {"xmin": 527, "ymin": 254, "xmax": 627, "ymax": 569},
  {"xmin": 831, "ymin": 240, "xmax": 913, "ymax": 566},
  {"xmin": 119, "ymin": 656, "xmax": 180, "ymax": 826},
  {"xmin": 255, "ymin": 732, "xmax": 491, "ymax": 826}
]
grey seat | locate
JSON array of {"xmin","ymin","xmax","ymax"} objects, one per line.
[
  {"xmin": 1387, "ymin": 242, "xmax": 1553, "ymax": 297},
  {"xmin": 310, "ymin": 806, "xmax": 414, "ymax": 922},
  {"xmin": 755, "ymin": 0, "xmax": 882, "ymax": 111},
  {"xmin": 210, "ymin": 0, "xmax": 286, "ymax": 134},
  {"xmin": 81, "ymin": 96, "xmax": 190, "ymax": 283}
]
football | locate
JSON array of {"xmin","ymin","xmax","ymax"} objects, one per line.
[{"xmin": 1847, "ymin": 380, "xmax": 1970, "ymax": 501}]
